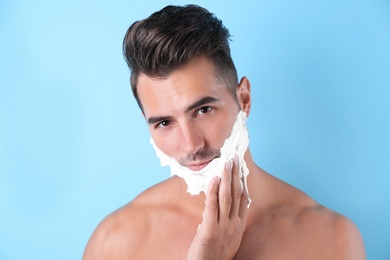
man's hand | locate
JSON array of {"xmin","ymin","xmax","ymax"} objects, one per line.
[{"xmin": 187, "ymin": 155, "xmax": 249, "ymax": 260}]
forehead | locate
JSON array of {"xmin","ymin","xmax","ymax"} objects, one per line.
[{"xmin": 137, "ymin": 56, "xmax": 230, "ymax": 116}]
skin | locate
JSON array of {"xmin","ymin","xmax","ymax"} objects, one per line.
[{"xmin": 83, "ymin": 56, "xmax": 366, "ymax": 259}]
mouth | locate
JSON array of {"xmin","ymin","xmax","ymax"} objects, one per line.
[{"xmin": 185, "ymin": 159, "xmax": 214, "ymax": 171}]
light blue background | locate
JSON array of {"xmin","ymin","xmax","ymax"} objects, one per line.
[{"xmin": 1, "ymin": 0, "xmax": 389, "ymax": 259}]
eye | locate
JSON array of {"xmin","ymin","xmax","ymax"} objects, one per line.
[
  {"xmin": 197, "ymin": 106, "xmax": 213, "ymax": 115},
  {"xmin": 156, "ymin": 120, "xmax": 171, "ymax": 128}
]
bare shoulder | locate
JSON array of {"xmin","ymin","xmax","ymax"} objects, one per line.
[
  {"xmin": 296, "ymin": 199, "xmax": 365, "ymax": 258},
  {"xmin": 275, "ymin": 176, "xmax": 366, "ymax": 259},
  {"xmin": 83, "ymin": 179, "xmax": 176, "ymax": 260},
  {"xmin": 83, "ymin": 196, "xmax": 149, "ymax": 259},
  {"xmin": 242, "ymin": 172, "xmax": 366, "ymax": 259}
]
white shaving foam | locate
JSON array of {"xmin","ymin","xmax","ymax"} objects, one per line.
[{"xmin": 150, "ymin": 111, "xmax": 250, "ymax": 196}]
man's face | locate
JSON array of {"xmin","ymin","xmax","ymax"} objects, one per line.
[{"xmin": 137, "ymin": 56, "xmax": 240, "ymax": 171}]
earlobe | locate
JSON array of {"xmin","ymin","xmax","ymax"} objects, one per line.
[{"xmin": 237, "ymin": 77, "xmax": 251, "ymax": 116}]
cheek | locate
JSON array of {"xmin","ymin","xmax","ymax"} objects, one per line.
[
  {"xmin": 151, "ymin": 132, "xmax": 180, "ymax": 158},
  {"xmin": 207, "ymin": 120, "xmax": 232, "ymax": 149}
]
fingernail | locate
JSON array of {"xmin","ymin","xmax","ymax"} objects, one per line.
[
  {"xmin": 212, "ymin": 176, "xmax": 221, "ymax": 187},
  {"xmin": 225, "ymin": 158, "xmax": 233, "ymax": 171},
  {"xmin": 228, "ymin": 154, "xmax": 238, "ymax": 165},
  {"xmin": 233, "ymin": 154, "xmax": 239, "ymax": 165}
]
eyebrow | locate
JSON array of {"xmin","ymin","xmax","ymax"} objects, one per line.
[
  {"xmin": 147, "ymin": 115, "xmax": 173, "ymax": 125},
  {"xmin": 185, "ymin": 96, "xmax": 220, "ymax": 113},
  {"xmin": 147, "ymin": 96, "xmax": 220, "ymax": 125}
]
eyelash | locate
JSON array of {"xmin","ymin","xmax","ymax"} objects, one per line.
[
  {"xmin": 154, "ymin": 106, "xmax": 213, "ymax": 129},
  {"xmin": 196, "ymin": 106, "xmax": 213, "ymax": 115},
  {"xmin": 156, "ymin": 120, "xmax": 170, "ymax": 129}
]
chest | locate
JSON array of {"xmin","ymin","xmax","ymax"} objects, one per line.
[
  {"xmin": 234, "ymin": 217, "xmax": 334, "ymax": 260},
  {"xmin": 133, "ymin": 210, "xmax": 199, "ymax": 259},
  {"xmin": 131, "ymin": 207, "xmax": 327, "ymax": 259},
  {"xmin": 134, "ymin": 216, "xmax": 284, "ymax": 260}
]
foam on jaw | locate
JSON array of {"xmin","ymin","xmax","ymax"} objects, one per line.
[{"xmin": 150, "ymin": 110, "xmax": 250, "ymax": 196}]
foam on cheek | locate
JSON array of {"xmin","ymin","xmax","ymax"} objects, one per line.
[{"xmin": 150, "ymin": 111, "xmax": 250, "ymax": 196}]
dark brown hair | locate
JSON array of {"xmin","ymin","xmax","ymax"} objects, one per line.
[{"xmin": 123, "ymin": 5, "xmax": 238, "ymax": 110}]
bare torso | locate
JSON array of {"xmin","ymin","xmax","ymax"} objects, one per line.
[{"xmin": 83, "ymin": 165, "xmax": 365, "ymax": 259}]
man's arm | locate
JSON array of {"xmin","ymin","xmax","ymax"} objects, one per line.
[
  {"xmin": 83, "ymin": 216, "xmax": 115, "ymax": 260},
  {"xmin": 333, "ymin": 214, "xmax": 366, "ymax": 259},
  {"xmin": 83, "ymin": 216, "xmax": 123, "ymax": 260},
  {"xmin": 83, "ymin": 206, "xmax": 145, "ymax": 260}
]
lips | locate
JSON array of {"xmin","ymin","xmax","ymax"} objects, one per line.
[{"xmin": 185, "ymin": 159, "xmax": 213, "ymax": 171}]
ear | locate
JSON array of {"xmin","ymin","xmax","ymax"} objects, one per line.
[{"xmin": 236, "ymin": 77, "xmax": 251, "ymax": 116}]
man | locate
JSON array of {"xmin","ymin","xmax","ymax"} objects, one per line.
[{"xmin": 83, "ymin": 5, "xmax": 365, "ymax": 259}]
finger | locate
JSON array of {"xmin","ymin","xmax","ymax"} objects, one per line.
[
  {"xmin": 202, "ymin": 176, "xmax": 220, "ymax": 229},
  {"xmin": 229, "ymin": 155, "xmax": 242, "ymax": 217},
  {"xmin": 218, "ymin": 158, "xmax": 233, "ymax": 223},
  {"xmin": 238, "ymin": 175, "xmax": 250, "ymax": 219}
]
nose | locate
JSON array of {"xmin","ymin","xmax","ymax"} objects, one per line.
[{"xmin": 179, "ymin": 122, "xmax": 204, "ymax": 155}]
